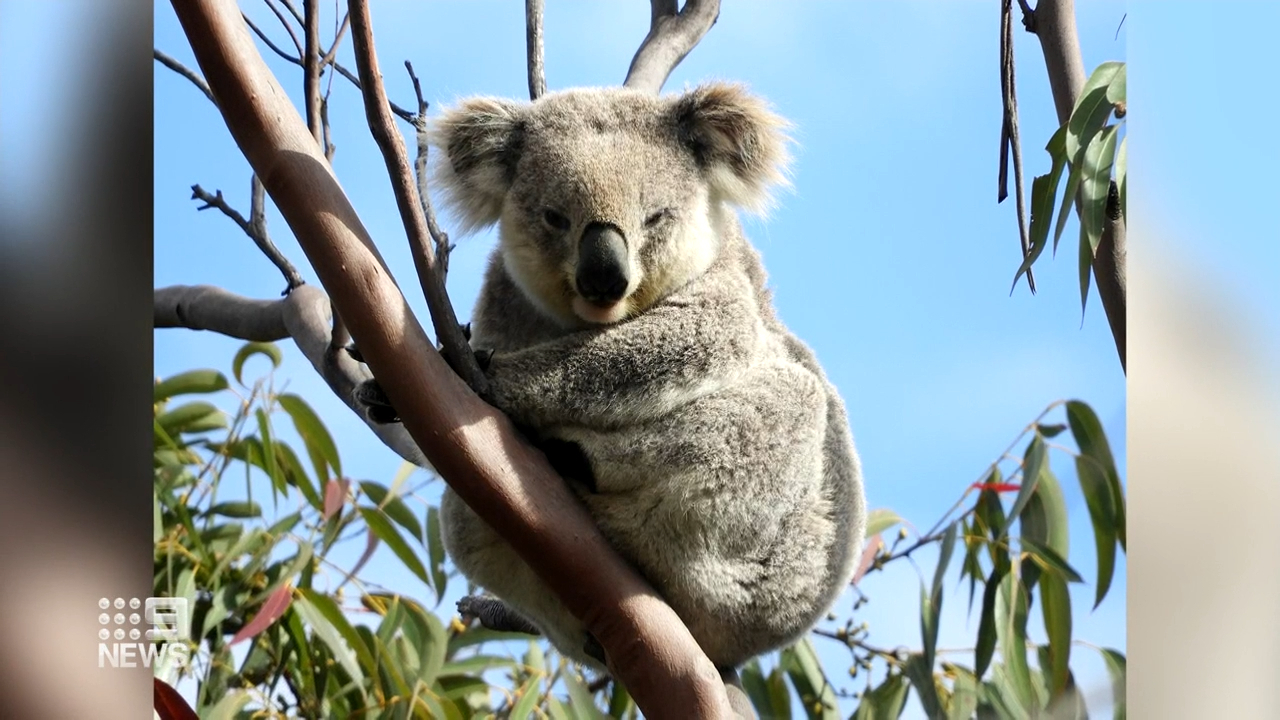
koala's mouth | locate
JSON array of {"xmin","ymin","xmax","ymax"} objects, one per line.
[{"xmin": 571, "ymin": 294, "xmax": 631, "ymax": 325}]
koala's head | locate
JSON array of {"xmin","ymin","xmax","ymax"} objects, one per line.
[{"xmin": 431, "ymin": 83, "xmax": 791, "ymax": 326}]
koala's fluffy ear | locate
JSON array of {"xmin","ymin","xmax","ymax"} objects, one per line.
[
  {"xmin": 672, "ymin": 83, "xmax": 793, "ymax": 214},
  {"xmin": 429, "ymin": 97, "xmax": 526, "ymax": 233}
]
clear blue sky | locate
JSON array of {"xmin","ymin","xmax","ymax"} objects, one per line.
[{"xmin": 148, "ymin": 2, "xmax": 1193, "ymax": 716}]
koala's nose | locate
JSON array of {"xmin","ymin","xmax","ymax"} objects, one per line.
[{"xmin": 576, "ymin": 223, "xmax": 630, "ymax": 306}]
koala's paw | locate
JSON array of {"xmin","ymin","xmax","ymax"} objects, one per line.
[
  {"xmin": 473, "ymin": 348, "xmax": 495, "ymax": 372},
  {"xmin": 457, "ymin": 595, "xmax": 541, "ymax": 636},
  {"xmin": 355, "ymin": 379, "xmax": 400, "ymax": 424}
]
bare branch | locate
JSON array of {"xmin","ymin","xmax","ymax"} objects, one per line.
[
  {"xmin": 328, "ymin": 60, "xmax": 416, "ymax": 122},
  {"xmin": 191, "ymin": 184, "xmax": 304, "ymax": 290},
  {"xmin": 302, "ymin": 0, "xmax": 324, "ymax": 145},
  {"xmin": 154, "ymin": 284, "xmax": 427, "ymax": 466},
  {"xmin": 405, "ymin": 60, "xmax": 453, "ymax": 282},
  {"xmin": 624, "ymin": 0, "xmax": 721, "ymax": 93},
  {"xmin": 999, "ymin": 0, "xmax": 1035, "ymax": 293},
  {"xmin": 321, "ymin": 12, "xmax": 350, "ymax": 67},
  {"xmin": 154, "ymin": 49, "xmax": 216, "ymax": 104},
  {"xmin": 525, "ymin": 0, "xmax": 547, "ymax": 100},
  {"xmin": 263, "ymin": 0, "xmax": 303, "ymax": 57},
  {"xmin": 278, "ymin": 0, "xmax": 304, "ymax": 25},
  {"xmin": 244, "ymin": 12, "xmax": 302, "ymax": 65},
  {"xmin": 169, "ymin": 0, "xmax": 735, "ymax": 714},
  {"xmin": 347, "ymin": 2, "xmax": 482, "ymax": 392}
]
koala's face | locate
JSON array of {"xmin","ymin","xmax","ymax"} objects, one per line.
[{"xmin": 432, "ymin": 84, "xmax": 790, "ymax": 326}]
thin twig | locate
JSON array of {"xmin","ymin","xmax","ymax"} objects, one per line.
[
  {"xmin": 999, "ymin": 0, "xmax": 1035, "ymax": 293},
  {"xmin": 191, "ymin": 184, "xmax": 304, "ymax": 291},
  {"xmin": 329, "ymin": 61, "xmax": 416, "ymax": 122},
  {"xmin": 525, "ymin": 0, "xmax": 547, "ymax": 100},
  {"xmin": 263, "ymin": 0, "xmax": 303, "ymax": 57},
  {"xmin": 624, "ymin": 0, "xmax": 721, "ymax": 93},
  {"xmin": 303, "ymin": 0, "xmax": 323, "ymax": 144},
  {"xmin": 1016, "ymin": 0, "xmax": 1037, "ymax": 32},
  {"xmin": 244, "ymin": 12, "xmax": 303, "ymax": 65},
  {"xmin": 347, "ymin": 0, "xmax": 485, "ymax": 393},
  {"xmin": 405, "ymin": 60, "xmax": 452, "ymax": 282},
  {"xmin": 153, "ymin": 49, "xmax": 216, "ymax": 104},
  {"xmin": 321, "ymin": 12, "xmax": 350, "ymax": 67},
  {"xmin": 278, "ymin": 0, "xmax": 305, "ymax": 25}
]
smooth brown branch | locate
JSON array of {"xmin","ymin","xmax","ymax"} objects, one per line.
[
  {"xmin": 405, "ymin": 60, "xmax": 452, "ymax": 282},
  {"xmin": 624, "ymin": 0, "xmax": 721, "ymax": 93},
  {"xmin": 191, "ymin": 184, "xmax": 304, "ymax": 290},
  {"xmin": 525, "ymin": 0, "xmax": 547, "ymax": 100},
  {"xmin": 999, "ymin": 0, "xmax": 1035, "ymax": 294},
  {"xmin": 346, "ymin": 2, "xmax": 481, "ymax": 392},
  {"xmin": 328, "ymin": 61, "xmax": 416, "ymax": 123},
  {"xmin": 303, "ymin": 0, "xmax": 323, "ymax": 144},
  {"xmin": 169, "ymin": 0, "xmax": 735, "ymax": 714},
  {"xmin": 321, "ymin": 12, "xmax": 351, "ymax": 67},
  {"xmin": 154, "ymin": 49, "xmax": 216, "ymax": 104}
]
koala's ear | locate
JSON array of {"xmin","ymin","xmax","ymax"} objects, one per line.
[
  {"xmin": 429, "ymin": 97, "xmax": 527, "ymax": 232},
  {"xmin": 672, "ymin": 83, "xmax": 792, "ymax": 213}
]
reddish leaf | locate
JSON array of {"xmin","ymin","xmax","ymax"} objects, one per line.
[
  {"xmin": 852, "ymin": 535, "xmax": 883, "ymax": 585},
  {"xmin": 154, "ymin": 677, "xmax": 198, "ymax": 720},
  {"xmin": 336, "ymin": 528, "xmax": 380, "ymax": 589},
  {"xmin": 230, "ymin": 583, "xmax": 293, "ymax": 646},
  {"xmin": 971, "ymin": 481, "xmax": 1021, "ymax": 493},
  {"xmin": 323, "ymin": 478, "xmax": 350, "ymax": 520}
]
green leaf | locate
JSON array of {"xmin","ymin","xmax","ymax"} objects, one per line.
[
  {"xmin": 232, "ymin": 341, "xmax": 282, "ymax": 385},
  {"xmin": 852, "ymin": 671, "xmax": 908, "ymax": 720},
  {"xmin": 1037, "ymin": 423, "xmax": 1067, "ymax": 439},
  {"xmin": 1066, "ymin": 61, "xmax": 1124, "ymax": 163},
  {"xmin": 296, "ymin": 589, "xmax": 376, "ymax": 680},
  {"xmin": 1066, "ymin": 400, "xmax": 1125, "ymax": 550},
  {"xmin": 1022, "ymin": 538, "xmax": 1084, "ymax": 583},
  {"xmin": 255, "ymin": 407, "xmax": 285, "ymax": 501},
  {"xmin": 153, "ymin": 369, "xmax": 228, "ymax": 402},
  {"xmin": 865, "ymin": 508, "xmax": 905, "ymax": 537},
  {"xmin": 393, "ymin": 595, "xmax": 446, "ymax": 687},
  {"xmin": 278, "ymin": 392, "xmax": 343, "ymax": 478},
  {"xmin": 781, "ymin": 638, "xmax": 840, "ymax": 720},
  {"xmin": 426, "ymin": 506, "xmax": 449, "ymax": 604},
  {"xmin": 1105, "ymin": 63, "xmax": 1126, "ymax": 105},
  {"xmin": 1053, "ymin": 160, "xmax": 1083, "ymax": 256},
  {"xmin": 359, "ymin": 505, "xmax": 432, "ymax": 590},
  {"xmin": 1018, "ymin": 466, "xmax": 1070, "ymax": 593},
  {"xmin": 1100, "ymin": 648, "xmax": 1127, "ymax": 720},
  {"xmin": 509, "ymin": 675, "xmax": 544, "ymax": 720},
  {"xmin": 1039, "ymin": 572, "xmax": 1072, "ymax": 699},
  {"xmin": 932, "ymin": 521, "xmax": 959, "ymax": 601},
  {"xmin": 742, "ymin": 659, "xmax": 792, "ymax": 720},
  {"xmin": 607, "ymin": 680, "xmax": 634, "ymax": 718},
  {"xmin": 156, "ymin": 401, "xmax": 226, "ymax": 435},
  {"xmin": 904, "ymin": 654, "xmax": 943, "ymax": 719},
  {"xmin": 923, "ymin": 521, "xmax": 957, "ymax": 672},
  {"xmin": 974, "ymin": 565, "xmax": 1005, "ymax": 679},
  {"xmin": 1080, "ymin": 124, "xmax": 1120, "ymax": 261},
  {"xmin": 948, "ymin": 666, "xmax": 979, "ymax": 720},
  {"xmin": 563, "ymin": 670, "xmax": 608, "ymax": 720},
  {"xmin": 995, "ymin": 574, "xmax": 1033, "ymax": 710},
  {"xmin": 204, "ymin": 689, "xmax": 252, "ymax": 720},
  {"xmin": 205, "ymin": 501, "xmax": 262, "ymax": 519},
  {"xmin": 1006, "ymin": 436, "xmax": 1045, "ymax": 524},
  {"xmin": 1013, "ymin": 125, "xmax": 1068, "ymax": 292},
  {"xmin": 359, "ymin": 480, "xmax": 424, "ymax": 543}
]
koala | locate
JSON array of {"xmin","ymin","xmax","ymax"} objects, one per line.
[{"xmin": 359, "ymin": 82, "xmax": 865, "ymax": 672}]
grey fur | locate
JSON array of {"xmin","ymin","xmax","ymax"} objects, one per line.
[{"xmin": 430, "ymin": 83, "xmax": 865, "ymax": 670}]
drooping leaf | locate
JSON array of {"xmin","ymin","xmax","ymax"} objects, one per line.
[
  {"xmin": 1066, "ymin": 400, "xmax": 1125, "ymax": 550},
  {"xmin": 1006, "ymin": 436, "xmax": 1046, "ymax": 524},
  {"xmin": 157, "ymin": 401, "xmax": 227, "ymax": 435},
  {"xmin": 278, "ymin": 392, "xmax": 342, "ymax": 478},
  {"xmin": 563, "ymin": 670, "xmax": 609, "ymax": 720},
  {"xmin": 153, "ymin": 369, "xmax": 229, "ymax": 402},
  {"xmin": 323, "ymin": 478, "xmax": 349, "ymax": 520},
  {"xmin": 359, "ymin": 480, "xmax": 423, "ymax": 543},
  {"xmin": 296, "ymin": 589, "xmax": 376, "ymax": 680},
  {"xmin": 852, "ymin": 671, "xmax": 908, "ymax": 720},
  {"xmin": 1079, "ymin": 125, "xmax": 1120, "ymax": 280},
  {"xmin": 995, "ymin": 574, "xmax": 1034, "ymax": 710},
  {"xmin": 1039, "ymin": 572, "xmax": 1073, "ymax": 699},
  {"xmin": 359, "ymin": 505, "xmax": 432, "ymax": 589},
  {"xmin": 1013, "ymin": 126, "xmax": 1068, "ymax": 292},
  {"xmin": 865, "ymin": 508, "xmax": 906, "ymax": 537},
  {"xmin": 508, "ymin": 675, "xmax": 544, "ymax": 720},
  {"xmin": 974, "ymin": 565, "xmax": 1006, "ymax": 679},
  {"xmin": 742, "ymin": 659, "xmax": 792, "ymax": 720},
  {"xmin": 1065, "ymin": 61, "xmax": 1125, "ymax": 163},
  {"xmin": 229, "ymin": 583, "xmax": 293, "ymax": 646},
  {"xmin": 232, "ymin": 341, "xmax": 282, "ymax": 385},
  {"xmin": 1105, "ymin": 63, "xmax": 1126, "ymax": 106},
  {"xmin": 853, "ymin": 535, "xmax": 884, "ymax": 585},
  {"xmin": 904, "ymin": 654, "xmax": 943, "ymax": 719},
  {"xmin": 781, "ymin": 638, "xmax": 840, "ymax": 720},
  {"xmin": 948, "ymin": 666, "xmax": 979, "ymax": 720},
  {"xmin": 425, "ymin": 506, "xmax": 449, "ymax": 604},
  {"xmin": 1100, "ymin": 648, "xmax": 1127, "ymax": 720},
  {"xmin": 1022, "ymin": 538, "xmax": 1085, "ymax": 584},
  {"xmin": 205, "ymin": 501, "xmax": 262, "ymax": 519}
]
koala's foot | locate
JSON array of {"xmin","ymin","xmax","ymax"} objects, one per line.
[
  {"xmin": 354, "ymin": 379, "xmax": 400, "ymax": 424},
  {"xmin": 457, "ymin": 595, "xmax": 541, "ymax": 636}
]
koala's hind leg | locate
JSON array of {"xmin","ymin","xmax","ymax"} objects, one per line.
[
  {"xmin": 457, "ymin": 595, "xmax": 541, "ymax": 635},
  {"xmin": 440, "ymin": 488, "xmax": 602, "ymax": 668}
]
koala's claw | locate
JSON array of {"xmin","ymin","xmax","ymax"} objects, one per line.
[
  {"xmin": 460, "ymin": 322, "xmax": 472, "ymax": 342},
  {"xmin": 355, "ymin": 379, "xmax": 400, "ymax": 424},
  {"xmin": 457, "ymin": 595, "xmax": 541, "ymax": 636}
]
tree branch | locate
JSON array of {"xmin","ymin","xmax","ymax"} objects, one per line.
[
  {"xmin": 1024, "ymin": 0, "xmax": 1126, "ymax": 371},
  {"xmin": 263, "ymin": 0, "xmax": 303, "ymax": 57},
  {"xmin": 190, "ymin": 184, "xmax": 303, "ymax": 291},
  {"xmin": 525, "ymin": 0, "xmax": 547, "ymax": 100},
  {"xmin": 243, "ymin": 12, "xmax": 302, "ymax": 65},
  {"xmin": 168, "ymin": 1, "xmax": 734, "ymax": 715},
  {"xmin": 999, "ymin": 0, "xmax": 1035, "ymax": 294},
  {"xmin": 624, "ymin": 0, "xmax": 721, "ymax": 93},
  {"xmin": 154, "ymin": 49, "xmax": 216, "ymax": 104},
  {"xmin": 303, "ymin": 0, "xmax": 323, "ymax": 144},
  {"xmin": 405, "ymin": 60, "xmax": 453, "ymax": 283},
  {"xmin": 346, "ymin": 0, "xmax": 484, "ymax": 394}
]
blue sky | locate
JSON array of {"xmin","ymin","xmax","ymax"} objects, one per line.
[{"xmin": 150, "ymin": 1, "xmax": 1141, "ymax": 715}]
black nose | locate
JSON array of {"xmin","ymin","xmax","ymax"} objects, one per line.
[{"xmin": 576, "ymin": 223, "xmax": 630, "ymax": 305}]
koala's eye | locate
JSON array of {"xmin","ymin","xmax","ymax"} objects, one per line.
[
  {"xmin": 542, "ymin": 209, "xmax": 571, "ymax": 231},
  {"xmin": 644, "ymin": 209, "xmax": 672, "ymax": 229}
]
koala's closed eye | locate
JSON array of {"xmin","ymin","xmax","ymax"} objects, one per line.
[
  {"xmin": 542, "ymin": 209, "xmax": 571, "ymax": 231},
  {"xmin": 644, "ymin": 209, "xmax": 673, "ymax": 229}
]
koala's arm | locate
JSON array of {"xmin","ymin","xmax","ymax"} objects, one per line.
[{"xmin": 482, "ymin": 277, "xmax": 760, "ymax": 429}]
